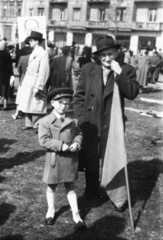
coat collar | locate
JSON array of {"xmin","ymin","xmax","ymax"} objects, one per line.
[
  {"xmin": 89, "ymin": 63, "xmax": 115, "ymax": 102},
  {"xmin": 28, "ymin": 46, "xmax": 44, "ymax": 63},
  {"xmin": 49, "ymin": 110, "xmax": 75, "ymax": 130}
]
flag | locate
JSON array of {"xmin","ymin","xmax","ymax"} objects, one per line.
[{"xmin": 101, "ymin": 81, "xmax": 127, "ymax": 207}]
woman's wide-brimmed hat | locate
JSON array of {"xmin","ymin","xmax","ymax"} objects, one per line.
[
  {"xmin": 26, "ymin": 31, "xmax": 44, "ymax": 43},
  {"xmin": 93, "ymin": 35, "xmax": 121, "ymax": 55}
]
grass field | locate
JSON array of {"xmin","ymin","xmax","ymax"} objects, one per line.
[{"xmin": 0, "ymin": 83, "xmax": 162, "ymax": 240}]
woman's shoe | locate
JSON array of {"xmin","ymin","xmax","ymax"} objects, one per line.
[{"xmin": 12, "ymin": 114, "xmax": 18, "ymax": 120}]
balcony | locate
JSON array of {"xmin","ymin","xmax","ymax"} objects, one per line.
[
  {"xmin": 49, "ymin": 19, "xmax": 67, "ymax": 27},
  {"xmin": 50, "ymin": 0, "xmax": 67, "ymax": 2},
  {"xmin": 133, "ymin": 21, "xmax": 162, "ymax": 31},
  {"xmin": 88, "ymin": 0, "xmax": 109, "ymax": 2},
  {"xmin": 86, "ymin": 20, "xmax": 108, "ymax": 28}
]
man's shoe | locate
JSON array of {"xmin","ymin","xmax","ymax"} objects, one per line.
[
  {"xmin": 21, "ymin": 126, "xmax": 33, "ymax": 130},
  {"xmin": 33, "ymin": 128, "xmax": 38, "ymax": 134},
  {"xmin": 74, "ymin": 221, "xmax": 87, "ymax": 231},
  {"xmin": 115, "ymin": 201, "xmax": 128, "ymax": 213},
  {"xmin": 45, "ymin": 217, "xmax": 54, "ymax": 226}
]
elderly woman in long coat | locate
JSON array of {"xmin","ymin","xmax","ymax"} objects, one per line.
[
  {"xmin": 134, "ymin": 49, "xmax": 149, "ymax": 90},
  {"xmin": 19, "ymin": 31, "xmax": 50, "ymax": 132}
]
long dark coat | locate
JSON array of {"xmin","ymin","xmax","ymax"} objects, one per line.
[
  {"xmin": 48, "ymin": 55, "xmax": 72, "ymax": 90},
  {"xmin": 0, "ymin": 50, "xmax": 13, "ymax": 85},
  {"xmin": 39, "ymin": 111, "xmax": 83, "ymax": 184},
  {"xmin": 73, "ymin": 62, "xmax": 139, "ymax": 172}
]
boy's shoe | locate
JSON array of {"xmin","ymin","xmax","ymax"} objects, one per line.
[{"xmin": 45, "ymin": 217, "xmax": 55, "ymax": 225}]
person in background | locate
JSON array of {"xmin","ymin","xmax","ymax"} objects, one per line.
[
  {"xmin": 15, "ymin": 38, "xmax": 32, "ymax": 67},
  {"xmin": 38, "ymin": 88, "xmax": 85, "ymax": 229},
  {"xmin": 148, "ymin": 51, "xmax": 160, "ymax": 84},
  {"xmin": 77, "ymin": 46, "xmax": 92, "ymax": 69},
  {"xmin": 48, "ymin": 46, "xmax": 73, "ymax": 91},
  {"xmin": 47, "ymin": 40, "xmax": 58, "ymax": 64},
  {"xmin": 73, "ymin": 35, "xmax": 139, "ymax": 211},
  {"xmin": 0, "ymin": 40, "xmax": 14, "ymax": 110},
  {"xmin": 134, "ymin": 48, "xmax": 149, "ymax": 93},
  {"xmin": 19, "ymin": 31, "xmax": 50, "ymax": 133}
]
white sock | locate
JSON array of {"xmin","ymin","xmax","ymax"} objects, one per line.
[
  {"xmin": 46, "ymin": 191, "xmax": 55, "ymax": 218},
  {"xmin": 67, "ymin": 190, "xmax": 83, "ymax": 223}
]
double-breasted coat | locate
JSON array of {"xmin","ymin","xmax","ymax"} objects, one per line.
[
  {"xmin": 39, "ymin": 111, "xmax": 83, "ymax": 184},
  {"xmin": 19, "ymin": 46, "xmax": 50, "ymax": 114},
  {"xmin": 73, "ymin": 61, "xmax": 139, "ymax": 173}
]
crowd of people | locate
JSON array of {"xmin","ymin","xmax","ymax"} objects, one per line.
[{"xmin": 0, "ymin": 31, "xmax": 162, "ymax": 228}]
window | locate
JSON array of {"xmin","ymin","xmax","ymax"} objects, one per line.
[
  {"xmin": 17, "ymin": 8, "xmax": 21, "ymax": 16},
  {"xmin": 60, "ymin": 9, "xmax": 65, "ymax": 20},
  {"xmin": 116, "ymin": 8, "xmax": 126, "ymax": 21},
  {"xmin": 90, "ymin": 8, "xmax": 105, "ymax": 21},
  {"xmin": 38, "ymin": 8, "xmax": 44, "ymax": 16},
  {"xmin": 29, "ymin": 9, "xmax": 33, "ymax": 16},
  {"xmin": 3, "ymin": 5, "xmax": 7, "ymax": 17},
  {"xmin": 10, "ymin": 4, "xmax": 15, "ymax": 17},
  {"xmin": 73, "ymin": 8, "xmax": 80, "ymax": 21},
  {"xmin": 148, "ymin": 9, "xmax": 157, "ymax": 22},
  {"xmin": 52, "ymin": 8, "xmax": 67, "ymax": 20},
  {"xmin": 98, "ymin": 9, "xmax": 105, "ymax": 21}
]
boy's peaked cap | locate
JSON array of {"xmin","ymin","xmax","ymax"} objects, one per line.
[{"xmin": 47, "ymin": 88, "xmax": 74, "ymax": 101}]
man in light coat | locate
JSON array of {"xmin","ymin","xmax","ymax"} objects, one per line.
[
  {"xmin": 73, "ymin": 35, "xmax": 139, "ymax": 211},
  {"xmin": 19, "ymin": 31, "xmax": 50, "ymax": 133}
]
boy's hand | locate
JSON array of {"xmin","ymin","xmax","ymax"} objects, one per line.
[
  {"xmin": 69, "ymin": 142, "xmax": 80, "ymax": 152},
  {"xmin": 62, "ymin": 143, "xmax": 70, "ymax": 152}
]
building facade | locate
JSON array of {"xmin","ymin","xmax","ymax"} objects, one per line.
[{"xmin": 0, "ymin": 0, "xmax": 163, "ymax": 54}]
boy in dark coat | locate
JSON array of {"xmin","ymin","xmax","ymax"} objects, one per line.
[{"xmin": 38, "ymin": 88, "xmax": 85, "ymax": 227}]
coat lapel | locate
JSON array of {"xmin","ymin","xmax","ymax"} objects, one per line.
[
  {"xmin": 89, "ymin": 63, "xmax": 103, "ymax": 103},
  {"xmin": 49, "ymin": 111, "xmax": 74, "ymax": 131},
  {"xmin": 103, "ymin": 71, "xmax": 115, "ymax": 100},
  {"xmin": 28, "ymin": 46, "xmax": 43, "ymax": 64}
]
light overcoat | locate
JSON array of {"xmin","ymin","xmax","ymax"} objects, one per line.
[
  {"xmin": 19, "ymin": 46, "xmax": 50, "ymax": 114},
  {"xmin": 73, "ymin": 62, "xmax": 139, "ymax": 172},
  {"xmin": 39, "ymin": 111, "xmax": 83, "ymax": 184}
]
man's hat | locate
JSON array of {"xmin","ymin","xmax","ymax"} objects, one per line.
[
  {"xmin": 47, "ymin": 88, "xmax": 74, "ymax": 102},
  {"xmin": 92, "ymin": 35, "xmax": 121, "ymax": 55},
  {"xmin": 26, "ymin": 31, "xmax": 44, "ymax": 43}
]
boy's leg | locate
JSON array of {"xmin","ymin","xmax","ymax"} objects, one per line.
[
  {"xmin": 64, "ymin": 182, "xmax": 83, "ymax": 223},
  {"xmin": 46, "ymin": 184, "xmax": 57, "ymax": 219}
]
